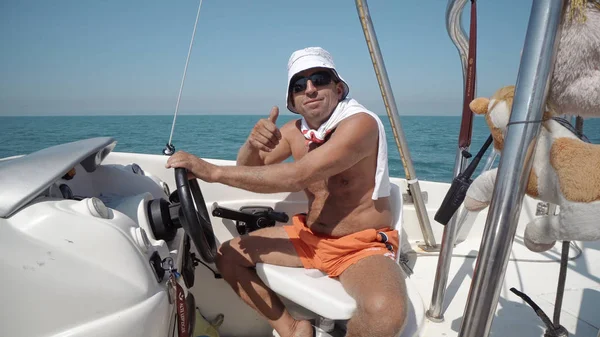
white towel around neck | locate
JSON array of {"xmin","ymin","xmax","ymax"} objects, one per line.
[{"xmin": 300, "ymin": 98, "xmax": 390, "ymax": 200}]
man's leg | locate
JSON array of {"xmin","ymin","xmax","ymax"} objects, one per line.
[
  {"xmin": 339, "ymin": 255, "xmax": 408, "ymax": 337},
  {"xmin": 215, "ymin": 226, "xmax": 313, "ymax": 337}
]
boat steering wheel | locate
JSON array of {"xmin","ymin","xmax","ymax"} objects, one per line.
[{"xmin": 174, "ymin": 168, "xmax": 217, "ymax": 263}]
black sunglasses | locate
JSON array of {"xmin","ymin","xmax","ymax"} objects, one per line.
[{"xmin": 290, "ymin": 71, "xmax": 335, "ymax": 94}]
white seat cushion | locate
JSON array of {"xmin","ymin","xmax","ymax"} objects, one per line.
[
  {"xmin": 256, "ymin": 264, "xmax": 355, "ymax": 319},
  {"xmin": 256, "ymin": 263, "xmax": 425, "ymax": 336}
]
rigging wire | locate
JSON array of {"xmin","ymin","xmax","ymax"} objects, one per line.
[{"xmin": 163, "ymin": 0, "xmax": 204, "ymax": 156}]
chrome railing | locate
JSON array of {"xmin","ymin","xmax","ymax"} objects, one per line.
[
  {"xmin": 426, "ymin": 0, "xmax": 471, "ymax": 321},
  {"xmin": 458, "ymin": 1, "xmax": 566, "ymax": 336},
  {"xmin": 355, "ymin": 0, "xmax": 436, "ymax": 248}
]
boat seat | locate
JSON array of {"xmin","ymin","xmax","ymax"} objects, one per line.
[{"xmin": 256, "ymin": 182, "xmax": 424, "ymax": 336}]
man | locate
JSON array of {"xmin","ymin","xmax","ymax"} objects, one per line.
[{"xmin": 166, "ymin": 47, "xmax": 407, "ymax": 337}]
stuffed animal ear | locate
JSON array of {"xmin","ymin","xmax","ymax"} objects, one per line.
[{"xmin": 470, "ymin": 98, "xmax": 489, "ymax": 115}]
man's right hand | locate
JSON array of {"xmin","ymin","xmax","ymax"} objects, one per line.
[{"xmin": 246, "ymin": 106, "xmax": 282, "ymax": 152}]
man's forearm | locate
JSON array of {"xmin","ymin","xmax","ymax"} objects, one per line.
[
  {"xmin": 236, "ymin": 141, "xmax": 264, "ymax": 166},
  {"xmin": 214, "ymin": 162, "xmax": 304, "ymax": 194}
]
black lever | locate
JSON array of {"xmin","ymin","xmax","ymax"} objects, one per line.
[
  {"xmin": 510, "ymin": 288, "xmax": 568, "ymax": 337},
  {"xmin": 211, "ymin": 203, "xmax": 289, "ymax": 235},
  {"xmin": 212, "ymin": 203, "xmax": 289, "ymax": 223},
  {"xmin": 211, "ymin": 203, "xmax": 258, "ymax": 224},
  {"xmin": 267, "ymin": 209, "xmax": 289, "ymax": 223}
]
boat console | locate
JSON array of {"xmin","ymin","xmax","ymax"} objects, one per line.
[{"xmin": 0, "ymin": 138, "xmax": 196, "ymax": 337}]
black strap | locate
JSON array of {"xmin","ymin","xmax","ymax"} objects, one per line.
[
  {"xmin": 462, "ymin": 134, "xmax": 493, "ymax": 178},
  {"xmin": 506, "ymin": 119, "xmax": 546, "ymax": 126},
  {"xmin": 551, "ymin": 117, "xmax": 591, "ymax": 143},
  {"xmin": 506, "ymin": 117, "xmax": 591, "ymax": 143}
]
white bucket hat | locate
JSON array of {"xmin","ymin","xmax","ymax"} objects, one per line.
[{"xmin": 286, "ymin": 47, "xmax": 350, "ymax": 113}]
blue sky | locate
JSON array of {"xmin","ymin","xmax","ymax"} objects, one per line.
[{"xmin": 0, "ymin": 0, "xmax": 533, "ymax": 116}]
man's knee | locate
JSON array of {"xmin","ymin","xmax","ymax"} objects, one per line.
[
  {"xmin": 359, "ymin": 293, "xmax": 407, "ymax": 335},
  {"xmin": 215, "ymin": 238, "xmax": 248, "ymax": 273},
  {"xmin": 215, "ymin": 241, "xmax": 229, "ymax": 274}
]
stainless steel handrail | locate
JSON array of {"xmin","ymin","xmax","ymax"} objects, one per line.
[
  {"xmin": 355, "ymin": 0, "xmax": 436, "ymax": 248},
  {"xmin": 426, "ymin": 0, "xmax": 471, "ymax": 321},
  {"xmin": 446, "ymin": 0, "xmax": 470, "ymax": 81},
  {"xmin": 458, "ymin": 1, "xmax": 566, "ymax": 336}
]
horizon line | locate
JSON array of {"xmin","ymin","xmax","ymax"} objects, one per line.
[{"xmin": 0, "ymin": 113, "xmax": 469, "ymax": 117}]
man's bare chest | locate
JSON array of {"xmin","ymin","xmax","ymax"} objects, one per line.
[{"xmin": 290, "ymin": 141, "xmax": 362, "ymax": 196}]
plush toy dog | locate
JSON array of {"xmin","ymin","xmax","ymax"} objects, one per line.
[
  {"xmin": 549, "ymin": 0, "xmax": 600, "ymax": 118},
  {"xmin": 464, "ymin": 85, "xmax": 600, "ymax": 252}
]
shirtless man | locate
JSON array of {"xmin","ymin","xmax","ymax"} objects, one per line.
[{"xmin": 166, "ymin": 47, "xmax": 407, "ymax": 337}]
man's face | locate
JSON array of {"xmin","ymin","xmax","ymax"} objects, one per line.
[{"xmin": 290, "ymin": 67, "xmax": 344, "ymax": 123}]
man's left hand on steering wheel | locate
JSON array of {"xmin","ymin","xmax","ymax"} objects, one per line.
[
  {"xmin": 167, "ymin": 152, "xmax": 218, "ymax": 263},
  {"xmin": 166, "ymin": 151, "xmax": 219, "ymax": 183}
]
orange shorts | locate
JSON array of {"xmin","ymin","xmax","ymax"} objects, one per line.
[{"xmin": 284, "ymin": 214, "xmax": 399, "ymax": 277}]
